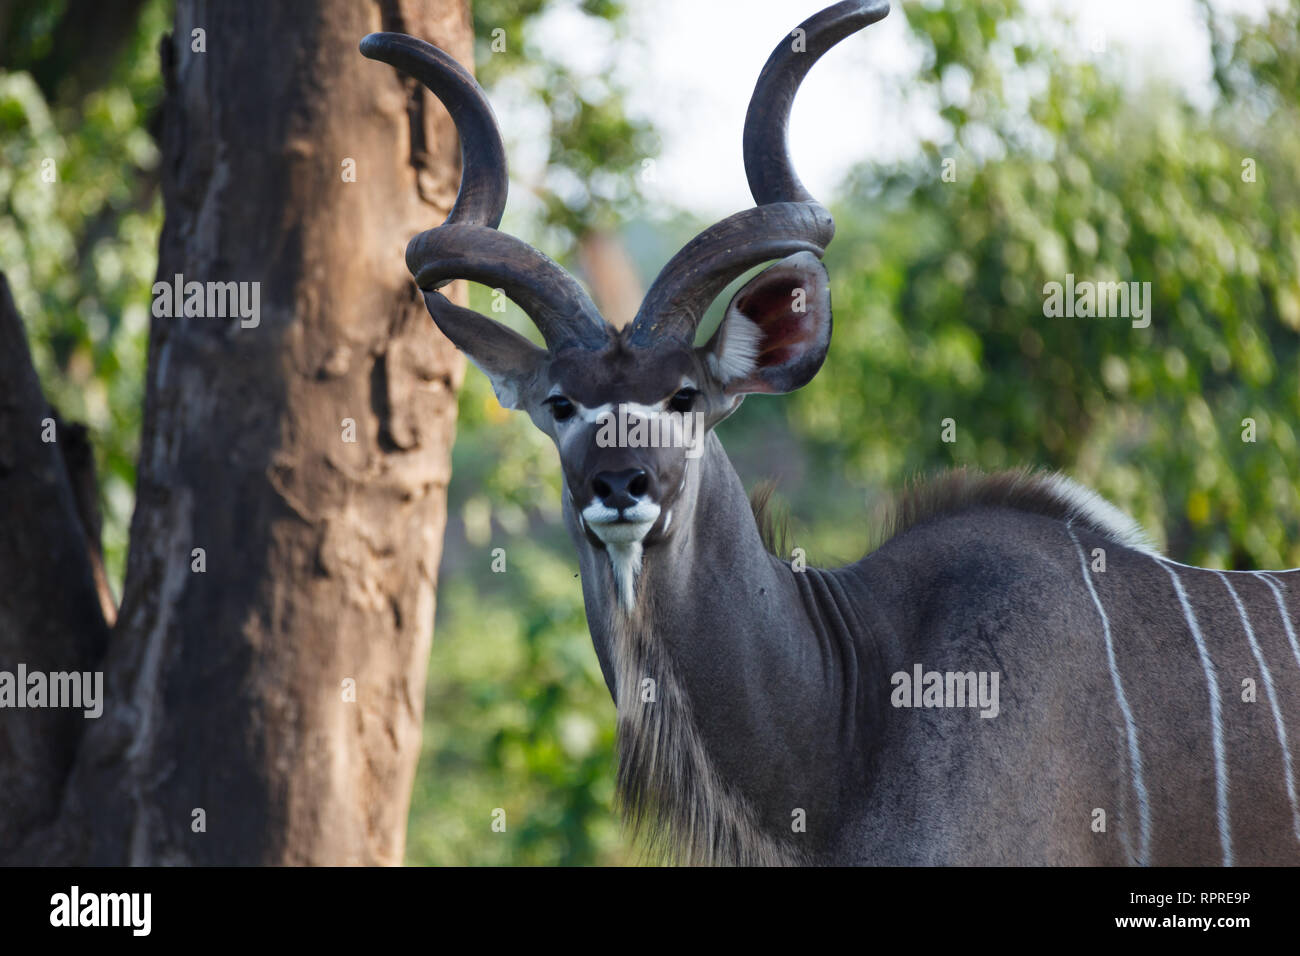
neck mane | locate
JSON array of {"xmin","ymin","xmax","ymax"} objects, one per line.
[{"xmin": 600, "ymin": 588, "xmax": 804, "ymax": 866}]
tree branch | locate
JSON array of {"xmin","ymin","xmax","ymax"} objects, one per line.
[{"xmin": 0, "ymin": 271, "xmax": 112, "ymax": 862}]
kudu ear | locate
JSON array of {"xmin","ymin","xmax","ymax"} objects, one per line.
[
  {"xmin": 701, "ymin": 251, "xmax": 831, "ymax": 395},
  {"xmin": 423, "ymin": 291, "xmax": 547, "ymax": 410}
]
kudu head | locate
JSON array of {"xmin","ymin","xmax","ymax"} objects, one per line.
[{"xmin": 362, "ymin": 1, "xmax": 888, "ymax": 598}]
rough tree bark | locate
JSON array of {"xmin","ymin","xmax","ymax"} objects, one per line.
[{"xmin": 1, "ymin": 0, "xmax": 470, "ymax": 864}]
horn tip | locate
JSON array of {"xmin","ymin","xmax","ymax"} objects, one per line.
[{"xmin": 359, "ymin": 32, "xmax": 405, "ymax": 61}]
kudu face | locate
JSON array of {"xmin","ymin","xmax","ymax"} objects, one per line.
[
  {"xmin": 481, "ymin": 255, "xmax": 833, "ymax": 556},
  {"xmin": 360, "ymin": 0, "xmax": 875, "ymax": 568}
]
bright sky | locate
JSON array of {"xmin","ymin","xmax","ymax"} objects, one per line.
[{"xmin": 510, "ymin": 0, "xmax": 1282, "ymax": 220}]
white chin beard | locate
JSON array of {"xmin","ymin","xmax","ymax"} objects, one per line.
[
  {"xmin": 589, "ymin": 520, "xmax": 655, "ymax": 545},
  {"xmin": 604, "ymin": 541, "xmax": 643, "ymax": 609},
  {"xmin": 583, "ymin": 502, "xmax": 660, "ymax": 608}
]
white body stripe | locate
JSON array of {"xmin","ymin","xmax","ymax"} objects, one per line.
[
  {"xmin": 1215, "ymin": 572, "xmax": 1300, "ymax": 844},
  {"xmin": 1160, "ymin": 560, "xmax": 1233, "ymax": 866},
  {"xmin": 1260, "ymin": 574, "xmax": 1300, "ymax": 673},
  {"xmin": 1068, "ymin": 523, "xmax": 1151, "ymax": 865},
  {"xmin": 1159, "ymin": 559, "xmax": 1300, "ymax": 575}
]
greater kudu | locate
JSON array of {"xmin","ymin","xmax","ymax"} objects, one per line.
[{"xmin": 362, "ymin": 0, "xmax": 1300, "ymax": 865}]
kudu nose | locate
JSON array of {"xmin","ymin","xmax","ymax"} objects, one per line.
[{"xmin": 592, "ymin": 469, "xmax": 649, "ymax": 511}]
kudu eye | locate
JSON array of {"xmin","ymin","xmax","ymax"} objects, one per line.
[
  {"xmin": 544, "ymin": 395, "xmax": 576, "ymax": 421},
  {"xmin": 669, "ymin": 388, "xmax": 699, "ymax": 413}
]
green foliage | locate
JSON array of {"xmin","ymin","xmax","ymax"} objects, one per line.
[
  {"xmin": 472, "ymin": 0, "xmax": 657, "ymax": 243},
  {"xmin": 794, "ymin": 0, "xmax": 1300, "ymax": 570},
  {"xmin": 1, "ymin": 0, "xmax": 171, "ymax": 588},
  {"xmin": 406, "ymin": 536, "xmax": 626, "ymax": 865}
]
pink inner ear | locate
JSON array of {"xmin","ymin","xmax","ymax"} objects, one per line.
[{"xmin": 737, "ymin": 278, "xmax": 815, "ymax": 368}]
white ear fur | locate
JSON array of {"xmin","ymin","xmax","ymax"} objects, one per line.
[
  {"xmin": 702, "ymin": 251, "xmax": 831, "ymax": 396},
  {"xmin": 706, "ymin": 311, "xmax": 764, "ymax": 385}
]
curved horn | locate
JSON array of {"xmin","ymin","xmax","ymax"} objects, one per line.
[
  {"xmin": 626, "ymin": 204, "xmax": 834, "ymax": 346},
  {"xmin": 627, "ymin": 1, "xmax": 887, "ymax": 346},
  {"xmin": 361, "ymin": 32, "xmax": 609, "ymax": 351},
  {"xmin": 408, "ymin": 224, "xmax": 608, "ymax": 349},
  {"xmin": 360, "ymin": 32, "xmax": 508, "ymax": 228},
  {"xmin": 744, "ymin": 0, "xmax": 890, "ymax": 206}
]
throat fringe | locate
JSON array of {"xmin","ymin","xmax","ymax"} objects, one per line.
[{"xmin": 606, "ymin": 596, "xmax": 804, "ymax": 866}]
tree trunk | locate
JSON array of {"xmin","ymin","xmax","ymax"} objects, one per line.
[
  {"xmin": 0, "ymin": 277, "xmax": 114, "ymax": 860},
  {"xmin": 1, "ymin": 0, "xmax": 469, "ymax": 865}
]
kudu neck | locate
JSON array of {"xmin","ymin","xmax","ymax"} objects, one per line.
[{"xmin": 567, "ymin": 430, "xmax": 871, "ymax": 863}]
